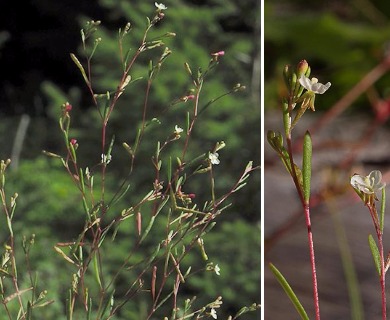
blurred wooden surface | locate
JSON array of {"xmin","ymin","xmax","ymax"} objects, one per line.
[{"xmin": 264, "ymin": 110, "xmax": 390, "ymax": 319}]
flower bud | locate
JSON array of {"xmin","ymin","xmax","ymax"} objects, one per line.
[
  {"xmin": 267, "ymin": 130, "xmax": 283, "ymax": 152},
  {"xmin": 296, "ymin": 60, "xmax": 309, "ymax": 79},
  {"xmin": 65, "ymin": 102, "xmax": 72, "ymax": 112},
  {"xmin": 283, "ymin": 64, "xmax": 293, "ymax": 90},
  {"xmin": 211, "ymin": 51, "xmax": 225, "ymax": 57}
]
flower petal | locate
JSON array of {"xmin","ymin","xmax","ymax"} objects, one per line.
[
  {"xmin": 311, "ymin": 82, "xmax": 331, "ymax": 94},
  {"xmin": 299, "ymin": 75, "xmax": 312, "ymax": 91},
  {"xmin": 350, "ymin": 174, "xmax": 374, "ymax": 194}
]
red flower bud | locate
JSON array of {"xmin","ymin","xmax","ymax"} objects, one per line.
[
  {"xmin": 374, "ymin": 98, "xmax": 390, "ymax": 123},
  {"xmin": 65, "ymin": 103, "xmax": 72, "ymax": 112},
  {"xmin": 211, "ymin": 51, "xmax": 225, "ymax": 57}
]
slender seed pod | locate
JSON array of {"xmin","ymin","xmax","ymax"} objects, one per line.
[{"xmin": 302, "ymin": 131, "xmax": 312, "ymax": 204}]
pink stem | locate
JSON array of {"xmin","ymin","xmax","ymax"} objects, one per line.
[
  {"xmin": 304, "ymin": 204, "xmax": 321, "ymax": 320},
  {"xmin": 368, "ymin": 204, "xmax": 386, "ymax": 319},
  {"xmin": 378, "ymin": 233, "xmax": 387, "ymax": 320}
]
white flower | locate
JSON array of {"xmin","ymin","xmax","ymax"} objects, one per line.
[
  {"xmin": 299, "ymin": 75, "xmax": 331, "ymax": 94},
  {"xmin": 214, "ymin": 264, "xmax": 220, "ymax": 276},
  {"xmin": 210, "ymin": 308, "xmax": 217, "ymax": 319},
  {"xmin": 350, "ymin": 170, "xmax": 386, "ymax": 195},
  {"xmin": 155, "ymin": 2, "xmax": 167, "ymax": 10},
  {"xmin": 174, "ymin": 125, "xmax": 183, "ymax": 134},
  {"xmin": 101, "ymin": 153, "xmax": 112, "ymax": 164},
  {"xmin": 209, "ymin": 152, "xmax": 220, "ymax": 165}
]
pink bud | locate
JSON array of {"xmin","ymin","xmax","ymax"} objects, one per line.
[
  {"xmin": 70, "ymin": 139, "xmax": 77, "ymax": 145},
  {"xmin": 296, "ymin": 60, "xmax": 309, "ymax": 77},
  {"xmin": 151, "ymin": 265, "xmax": 157, "ymax": 301},
  {"xmin": 188, "ymin": 193, "xmax": 196, "ymax": 199},
  {"xmin": 374, "ymin": 99, "xmax": 390, "ymax": 123},
  {"xmin": 136, "ymin": 211, "xmax": 142, "ymax": 236},
  {"xmin": 180, "ymin": 95, "xmax": 196, "ymax": 102},
  {"xmin": 211, "ymin": 51, "xmax": 225, "ymax": 57},
  {"xmin": 65, "ymin": 103, "xmax": 72, "ymax": 112}
]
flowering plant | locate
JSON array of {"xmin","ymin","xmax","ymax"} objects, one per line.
[
  {"xmin": 0, "ymin": 4, "xmax": 259, "ymax": 320},
  {"xmin": 268, "ymin": 59, "xmax": 390, "ymax": 320},
  {"xmin": 267, "ymin": 60, "xmax": 331, "ymax": 320}
]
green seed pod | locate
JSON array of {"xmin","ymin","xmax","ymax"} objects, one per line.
[{"xmin": 302, "ymin": 131, "xmax": 312, "ymax": 204}]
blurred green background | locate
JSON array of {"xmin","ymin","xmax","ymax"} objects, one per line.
[
  {"xmin": 0, "ymin": 0, "xmax": 260, "ymax": 319},
  {"xmin": 265, "ymin": 0, "xmax": 390, "ymax": 113}
]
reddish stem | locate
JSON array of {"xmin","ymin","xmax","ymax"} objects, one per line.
[
  {"xmin": 286, "ymin": 97, "xmax": 320, "ymax": 319},
  {"xmin": 378, "ymin": 232, "xmax": 387, "ymax": 320},
  {"xmin": 304, "ymin": 203, "xmax": 321, "ymax": 320},
  {"xmin": 368, "ymin": 204, "xmax": 387, "ymax": 320}
]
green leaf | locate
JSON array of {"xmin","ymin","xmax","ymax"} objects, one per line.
[
  {"xmin": 293, "ymin": 163, "xmax": 303, "ymax": 192},
  {"xmin": 98, "ymin": 290, "xmax": 115, "ymax": 318},
  {"xmin": 380, "ymin": 188, "xmax": 386, "ymax": 232},
  {"xmin": 93, "ymin": 252, "xmax": 102, "ymax": 289},
  {"xmin": 140, "ymin": 215, "xmax": 156, "ymax": 244},
  {"xmin": 282, "ymin": 101, "xmax": 291, "ymax": 136},
  {"xmin": 269, "ymin": 263, "xmax": 309, "ymax": 320},
  {"xmin": 302, "ymin": 131, "xmax": 312, "ymax": 204},
  {"xmin": 368, "ymin": 234, "xmax": 381, "ymax": 276},
  {"xmin": 70, "ymin": 53, "xmax": 90, "ymax": 86},
  {"xmin": 26, "ymin": 301, "xmax": 32, "ymax": 320}
]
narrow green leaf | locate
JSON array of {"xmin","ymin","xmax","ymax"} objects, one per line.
[
  {"xmin": 133, "ymin": 128, "xmax": 142, "ymax": 153},
  {"xmin": 140, "ymin": 215, "xmax": 156, "ymax": 243},
  {"xmin": 93, "ymin": 252, "xmax": 102, "ymax": 289},
  {"xmin": 87, "ymin": 298, "xmax": 92, "ymax": 320},
  {"xmin": 79, "ymin": 168, "xmax": 85, "ymax": 193},
  {"xmin": 70, "ymin": 53, "xmax": 90, "ymax": 86},
  {"xmin": 26, "ymin": 301, "xmax": 32, "ymax": 320},
  {"xmin": 98, "ymin": 290, "xmax": 115, "ymax": 318},
  {"xmin": 368, "ymin": 235, "xmax": 381, "ymax": 276},
  {"xmin": 67, "ymin": 289, "xmax": 73, "ymax": 320},
  {"xmin": 302, "ymin": 131, "xmax": 312, "ymax": 204},
  {"xmin": 186, "ymin": 111, "xmax": 190, "ymax": 132},
  {"xmin": 293, "ymin": 163, "xmax": 303, "ymax": 192},
  {"xmin": 380, "ymin": 188, "xmax": 386, "ymax": 232},
  {"xmin": 155, "ymin": 197, "xmax": 169, "ymax": 216},
  {"xmin": 98, "ymin": 220, "xmax": 115, "ymax": 246},
  {"xmin": 282, "ymin": 101, "xmax": 291, "ymax": 136},
  {"xmin": 232, "ymin": 182, "xmax": 247, "ymax": 193},
  {"xmin": 110, "ymin": 183, "xmax": 131, "ymax": 207},
  {"xmin": 234, "ymin": 303, "xmax": 260, "ymax": 318},
  {"xmin": 155, "ymin": 141, "xmax": 161, "ymax": 159},
  {"xmin": 145, "ymin": 243, "xmax": 161, "ymax": 267},
  {"xmin": 167, "ymin": 157, "xmax": 172, "ymax": 181},
  {"xmin": 106, "ymin": 135, "xmax": 115, "ymax": 159},
  {"xmin": 269, "ymin": 263, "xmax": 309, "ymax": 320},
  {"xmin": 122, "ymin": 142, "xmax": 134, "ymax": 157}
]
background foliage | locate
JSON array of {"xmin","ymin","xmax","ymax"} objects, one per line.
[{"xmin": 265, "ymin": 0, "xmax": 390, "ymax": 112}]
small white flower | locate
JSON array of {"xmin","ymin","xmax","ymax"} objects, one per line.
[
  {"xmin": 209, "ymin": 152, "xmax": 220, "ymax": 165},
  {"xmin": 350, "ymin": 170, "xmax": 386, "ymax": 195},
  {"xmin": 299, "ymin": 75, "xmax": 331, "ymax": 94},
  {"xmin": 155, "ymin": 2, "xmax": 167, "ymax": 10},
  {"xmin": 214, "ymin": 264, "xmax": 220, "ymax": 276},
  {"xmin": 101, "ymin": 154, "xmax": 112, "ymax": 164},
  {"xmin": 174, "ymin": 125, "xmax": 183, "ymax": 134},
  {"xmin": 210, "ymin": 308, "xmax": 217, "ymax": 319}
]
